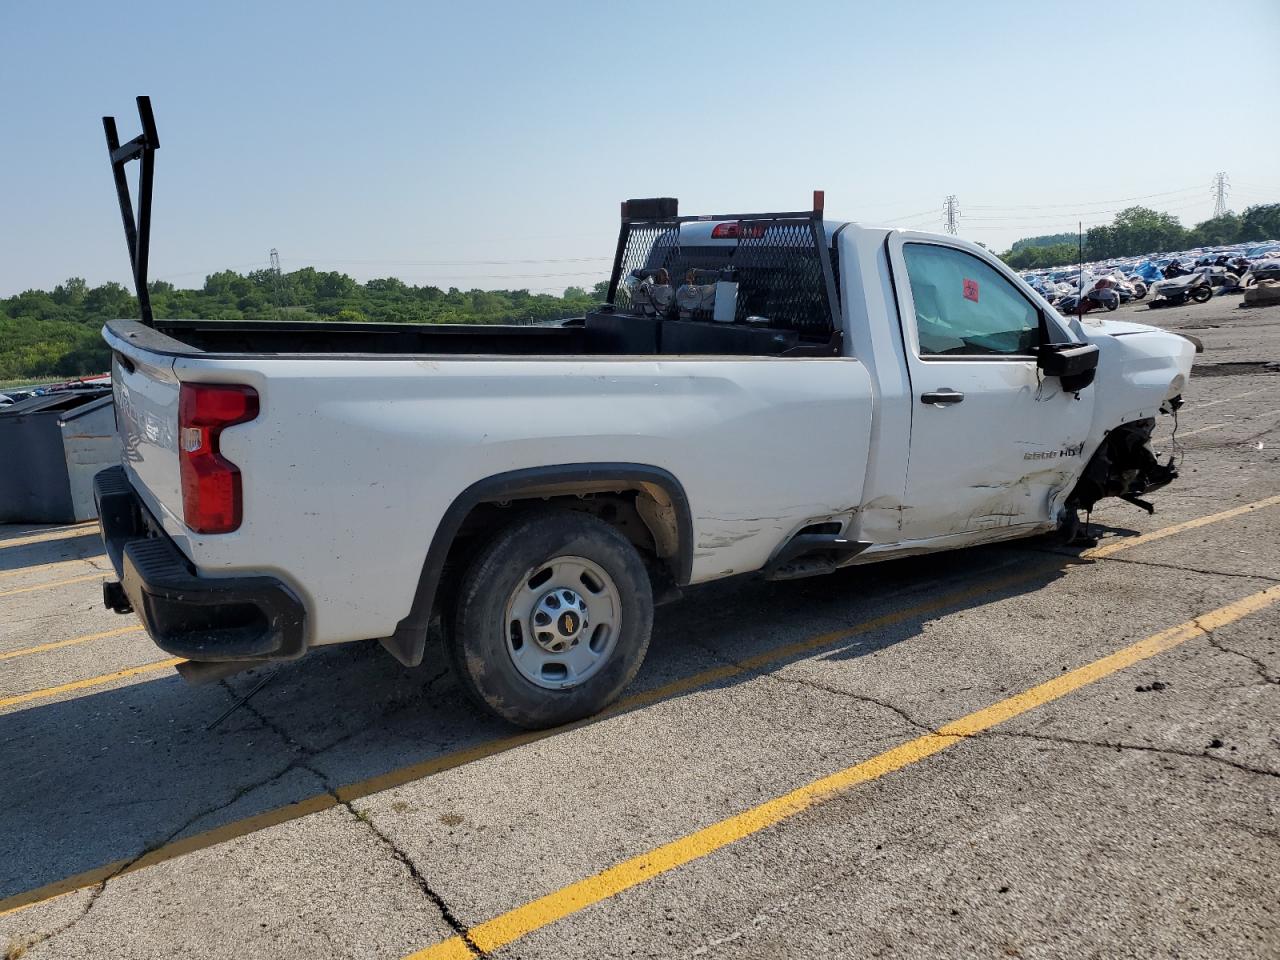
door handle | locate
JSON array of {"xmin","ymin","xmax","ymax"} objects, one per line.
[{"xmin": 920, "ymin": 389, "xmax": 965, "ymax": 405}]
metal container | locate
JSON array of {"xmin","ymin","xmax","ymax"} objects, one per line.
[{"xmin": 0, "ymin": 391, "xmax": 120, "ymax": 522}]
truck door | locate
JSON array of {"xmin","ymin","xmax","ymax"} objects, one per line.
[{"xmin": 886, "ymin": 236, "xmax": 1095, "ymax": 543}]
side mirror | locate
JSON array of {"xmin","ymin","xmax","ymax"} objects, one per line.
[{"xmin": 1038, "ymin": 342, "xmax": 1100, "ymax": 392}]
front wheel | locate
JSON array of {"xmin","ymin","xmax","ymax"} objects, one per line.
[
  {"xmin": 448, "ymin": 509, "xmax": 654, "ymax": 728},
  {"xmin": 1191, "ymin": 285, "xmax": 1213, "ymax": 304}
]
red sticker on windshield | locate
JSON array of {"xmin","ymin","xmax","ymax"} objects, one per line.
[{"xmin": 963, "ymin": 278, "xmax": 979, "ymax": 302}]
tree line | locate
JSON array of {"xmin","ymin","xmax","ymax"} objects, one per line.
[
  {"xmin": 1, "ymin": 270, "xmax": 609, "ymax": 382},
  {"xmin": 998, "ymin": 202, "xmax": 1280, "ymax": 270}
]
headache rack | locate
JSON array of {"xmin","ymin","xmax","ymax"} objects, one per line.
[{"xmin": 602, "ymin": 192, "xmax": 842, "ymax": 353}]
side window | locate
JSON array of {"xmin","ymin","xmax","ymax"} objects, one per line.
[{"xmin": 903, "ymin": 244, "xmax": 1041, "ymax": 357}]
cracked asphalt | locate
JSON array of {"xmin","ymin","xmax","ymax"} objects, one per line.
[{"xmin": 2, "ymin": 295, "xmax": 1278, "ymax": 959}]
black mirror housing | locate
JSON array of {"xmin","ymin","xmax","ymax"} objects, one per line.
[{"xmin": 1038, "ymin": 342, "xmax": 1100, "ymax": 392}]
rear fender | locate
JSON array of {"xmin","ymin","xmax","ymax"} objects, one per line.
[{"xmin": 377, "ymin": 464, "xmax": 693, "ymax": 667}]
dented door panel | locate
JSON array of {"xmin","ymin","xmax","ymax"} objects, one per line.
[{"xmin": 885, "ymin": 235, "xmax": 1096, "ymax": 542}]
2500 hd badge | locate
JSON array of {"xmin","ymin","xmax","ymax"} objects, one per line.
[{"xmin": 1024, "ymin": 442, "xmax": 1086, "ymax": 461}]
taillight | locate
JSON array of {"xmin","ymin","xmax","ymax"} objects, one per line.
[
  {"xmin": 178, "ymin": 383, "xmax": 259, "ymax": 534},
  {"xmin": 711, "ymin": 222, "xmax": 767, "ymax": 240}
]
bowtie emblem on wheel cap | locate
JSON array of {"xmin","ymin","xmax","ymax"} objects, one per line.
[{"xmin": 533, "ymin": 588, "xmax": 589, "ymax": 653}]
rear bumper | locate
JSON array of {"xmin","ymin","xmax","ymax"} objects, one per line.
[{"xmin": 93, "ymin": 466, "xmax": 306, "ymax": 661}]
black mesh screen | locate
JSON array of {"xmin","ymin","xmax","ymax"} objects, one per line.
[
  {"xmin": 612, "ymin": 224, "xmax": 680, "ymax": 315},
  {"xmin": 730, "ymin": 221, "xmax": 832, "ymax": 333},
  {"xmin": 610, "ymin": 219, "xmax": 837, "ymax": 338}
]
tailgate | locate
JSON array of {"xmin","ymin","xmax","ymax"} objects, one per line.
[{"xmin": 107, "ymin": 331, "xmax": 185, "ymax": 531}]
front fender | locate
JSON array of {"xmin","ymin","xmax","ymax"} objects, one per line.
[{"xmin": 1078, "ymin": 321, "xmax": 1194, "ymax": 456}]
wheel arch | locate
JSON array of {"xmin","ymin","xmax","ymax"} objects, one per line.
[{"xmin": 377, "ymin": 463, "xmax": 693, "ymax": 667}]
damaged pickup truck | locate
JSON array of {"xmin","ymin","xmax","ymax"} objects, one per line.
[{"xmin": 95, "ymin": 98, "xmax": 1195, "ymax": 728}]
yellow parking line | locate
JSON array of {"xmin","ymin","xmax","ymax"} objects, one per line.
[
  {"xmin": 0, "ymin": 627, "xmax": 143, "ymax": 663},
  {"xmin": 1085, "ymin": 493, "xmax": 1280, "ymax": 559},
  {"xmin": 0, "ymin": 658, "xmax": 183, "ymax": 712},
  {"xmin": 0, "ymin": 520, "xmax": 98, "ymax": 540},
  {"xmin": 0, "ymin": 573, "xmax": 106, "ymax": 598},
  {"xmin": 0, "ymin": 493, "xmax": 1276, "ymax": 915},
  {"xmin": 1196, "ymin": 386, "xmax": 1269, "ymax": 409},
  {"xmin": 0, "ymin": 792, "xmax": 341, "ymax": 918},
  {"xmin": 406, "ymin": 584, "xmax": 1280, "ymax": 960},
  {"xmin": 0, "ymin": 556, "xmax": 100, "ymax": 581},
  {"xmin": 1178, "ymin": 422, "xmax": 1227, "ymax": 439},
  {"xmin": 1177, "ymin": 407, "xmax": 1280, "ymax": 440},
  {"xmin": 0, "ymin": 525, "xmax": 100, "ymax": 550}
]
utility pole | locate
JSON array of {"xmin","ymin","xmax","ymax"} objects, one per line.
[
  {"xmin": 943, "ymin": 195, "xmax": 960, "ymax": 235},
  {"xmin": 1212, "ymin": 172, "xmax": 1230, "ymax": 218},
  {"xmin": 269, "ymin": 248, "xmax": 286, "ymax": 311}
]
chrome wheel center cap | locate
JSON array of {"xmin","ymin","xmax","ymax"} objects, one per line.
[{"xmin": 531, "ymin": 588, "xmax": 589, "ymax": 653}]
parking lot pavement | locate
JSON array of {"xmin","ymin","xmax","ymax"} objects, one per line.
[{"xmin": 2, "ymin": 301, "xmax": 1278, "ymax": 959}]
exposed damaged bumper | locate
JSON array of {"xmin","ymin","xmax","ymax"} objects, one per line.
[{"xmin": 1068, "ymin": 416, "xmax": 1178, "ymax": 515}]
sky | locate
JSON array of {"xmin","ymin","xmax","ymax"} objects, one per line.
[{"xmin": 2, "ymin": 0, "xmax": 1278, "ymax": 297}]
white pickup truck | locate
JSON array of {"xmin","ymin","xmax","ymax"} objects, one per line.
[{"xmin": 94, "ymin": 105, "xmax": 1194, "ymax": 728}]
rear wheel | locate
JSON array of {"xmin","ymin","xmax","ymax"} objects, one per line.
[
  {"xmin": 1191, "ymin": 285, "xmax": 1213, "ymax": 304},
  {"xmin": 448, "ymin": 509, "xmax": 654, "ymax": 728}
]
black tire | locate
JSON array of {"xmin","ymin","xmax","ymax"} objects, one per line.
[
  {"xmin": 448, "ymin": 509, "xmax": 654, "ymax": 729},
  {"xmin": 1104, "ymin": 296, "xmax": 1119, "ymax": 311},
  {"xmin": 1191, "ymin": 285, "xmax": 1213, "ymax": 304}
]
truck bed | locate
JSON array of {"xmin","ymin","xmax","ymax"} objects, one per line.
[
  {"xmin": 104, "ymin": 316, "xmax": 878, "ymax": 649},
  {"xmin": 109, "ymin": 318, "xmax": 587, "ymax": 358},
  {"xmin": 107, "ymin": 315, "xmax": 809, "ymax": 360}
]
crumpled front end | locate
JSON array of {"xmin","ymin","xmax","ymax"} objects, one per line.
[{"xmin": 1064, "ymin": 317, "xmax": 1196, "ymax": 519}]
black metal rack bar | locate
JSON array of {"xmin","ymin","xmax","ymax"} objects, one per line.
[
  {"xmin": 621, "ymin": 210, "xmax": 824, "ymax": 225},
  {"xmin": 619, "ymin": 190, "xmax": 828, "ymax": 226},
  {"xmin": 103, "ymin": 96, "xmax": 160, "ymax": 327}
]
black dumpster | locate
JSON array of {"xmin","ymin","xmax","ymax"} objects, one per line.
[{"xmin": 0, "ymin": 389, "xmax": 119, "ymax": 523}]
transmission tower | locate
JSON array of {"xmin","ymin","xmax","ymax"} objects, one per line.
[
  {"xmin": 943, "ymin": 195, "xmax": 960, "ymax": 235},
  {"xmin": 269, "ymin": 248, "xmax": 286, "ymax": 309},
  {"xmin": 1211, "ymin": 172, "xmax": 1230, "ymax": 218}
]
